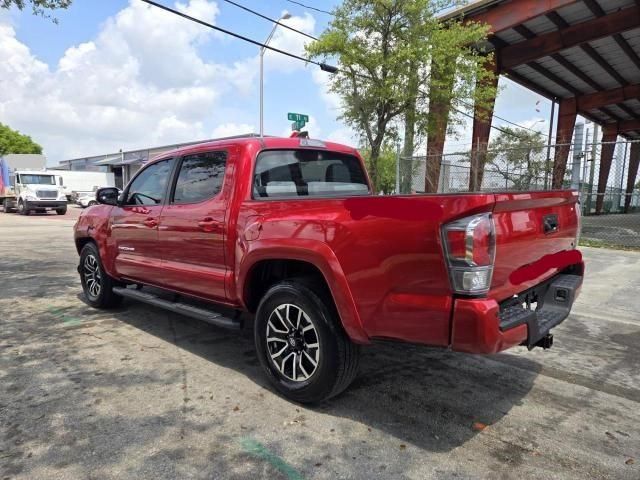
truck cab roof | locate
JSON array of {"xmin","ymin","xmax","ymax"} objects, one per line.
[
  {"xmin": 15, "ymin": 170, "xmax": 57, "ymax": 176},
  {"xmin": 149, "ymin": 136, "xmax": 360, "ymax": 164}
]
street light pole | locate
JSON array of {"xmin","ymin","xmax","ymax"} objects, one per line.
[{"xmin": 260, "ymin": 13, "xmax": 291, "ymax": 137}]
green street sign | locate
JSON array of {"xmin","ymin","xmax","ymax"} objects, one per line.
[
  {"xmin": 291, "ymin": 120, "xmax": 306, "ymax": 131},
  {"xmin": 288, "ymin": 112, "xmax": 309, "ymax": 123}
]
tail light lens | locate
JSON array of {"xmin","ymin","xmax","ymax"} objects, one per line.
[{"xmin": 441, "ymin": 213, "xmax": 496, "ymax": 295}]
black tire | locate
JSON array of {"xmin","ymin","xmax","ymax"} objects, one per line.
[
  {"xmin": 56, "ymin": 206, "xmax": 67, "ymax": 215},
  {"xmin": 2, "ymin": 199, "xmax": 14, "ymax": 213},
  {"xmin": 18, "ymin": 200, "xmax": 30, "ymax": 216},
  {"xmin": 88, "ymin": 200, "xmax": 97, "ymax": 207},
  {"xmin": 79, "ymin": 242, "xmax": 123, "ymax": 309},
  {"xmin": 254, "ymin": 280, "xmax": 359, "ymax": 404}
]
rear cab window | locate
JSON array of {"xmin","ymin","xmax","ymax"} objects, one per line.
[{"xmin": 253, "ymin": 149, "xmax": 369, "ymax": 199}]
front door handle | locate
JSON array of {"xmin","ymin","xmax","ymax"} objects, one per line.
[
  {"xmin": 143, "ymin": 217, "xmax": 158, "ymax": 228},
  {"xmin": 198, "ymin": 217, "xmax": 220, "ymax": 233}
]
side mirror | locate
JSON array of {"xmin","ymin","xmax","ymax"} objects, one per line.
[{"xmin": 96, "ymin": 187, "xmax": 120, "ymax": 206}]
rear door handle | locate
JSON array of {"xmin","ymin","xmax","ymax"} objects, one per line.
[
  {"xmin": 198, "ymin": 217, "xmax": 220, "ymax": 233},
  {"xmin": 143, "ymin": 217, "xmax": 158, "ymax": 228}
]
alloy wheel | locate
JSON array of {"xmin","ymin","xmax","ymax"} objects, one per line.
[
  {"xmin": 83, "ymin": 254, "xmax": 102, "ymax": 299},
  {"xmin": 266, "ymin": 304, "xmax": 320, "ymax": 382}
]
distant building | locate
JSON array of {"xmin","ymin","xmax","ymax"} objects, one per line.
[{"xmin": 54, "ymin": 135, "xmax": 255, "ymax": 189}]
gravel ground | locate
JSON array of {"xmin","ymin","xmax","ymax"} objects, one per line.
[{"xmin": 1, "ymin": 209, "xmax": 639, "ymax": 479}]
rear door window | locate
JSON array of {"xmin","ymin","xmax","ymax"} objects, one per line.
[
  {"xmin": 253, "ymin": 150, "xmax": 369, "ymax": 198},
  {"xmin": 171, "ymin": 151, "xmax": 227, "ymax": 204}
]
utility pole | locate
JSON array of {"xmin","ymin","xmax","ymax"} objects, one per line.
[
  {"xmin": 260, "ymin": 14, "xmax": 291, "ymax": 137},
  {"xmin": 395, "ymin": 142, "xmax": 401, "ymax": 194}
]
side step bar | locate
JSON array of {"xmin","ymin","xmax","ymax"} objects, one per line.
[{"xmin": 113, "ymin": 287, "xmax": 240, "ymax": 330}]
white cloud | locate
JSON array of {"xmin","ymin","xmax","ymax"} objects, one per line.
[
  {"xmin": 327, "ymin": 127, "xmax": 359, "ymax": 147},
  {"xmin": 264, "ymin": 13, "xmax": 315, "ymax": 74},
  {"xmin": 0, "ymin": 1, "xmax": 349, "ymax": 164},
  {"xmin": 312, "ymin": 67, "xmax": 343, "ymax": 112},
  {"xmin": 0, "ymin": 0, "xmax": 265, "ymax": 163},
  {"xmin": 212, "ymin": 122, "xmax": 255, "ymax": 138}
]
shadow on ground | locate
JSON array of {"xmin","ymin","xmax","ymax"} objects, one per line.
[{"xmin": 110, "ymin": 298, "xmax": 541, "ymax": 453}]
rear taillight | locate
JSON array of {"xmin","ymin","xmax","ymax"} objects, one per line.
[{"xmin": 441, "ymin": 213, "xmax": 496, "ymax": 295}]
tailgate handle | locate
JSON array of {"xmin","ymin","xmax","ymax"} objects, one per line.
[{"xmin": 543, "ymin": 214, "xmax": 559, "ymax": 234}]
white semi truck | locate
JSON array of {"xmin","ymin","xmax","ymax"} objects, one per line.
[{"xmin": 1, "ymin": 170, "xmax": 68, "ymax": 215}]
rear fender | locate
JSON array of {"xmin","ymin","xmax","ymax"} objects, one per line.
[{"xmin": 236, "ymin": 239, "xmax": 369, "ymax": 344}]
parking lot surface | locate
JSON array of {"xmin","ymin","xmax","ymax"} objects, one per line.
[{"xmin": 1, "ymin": 209, "xmax": 639, "ymax": 479}]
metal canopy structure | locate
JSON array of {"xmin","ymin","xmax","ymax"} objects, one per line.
[{"xmin": 439, "ymin": 0, "xmax": 640, "ymax": 213}]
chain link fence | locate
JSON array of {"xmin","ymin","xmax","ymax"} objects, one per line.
[{"xmin": 398, "ymin": 140, "xmax": 640, "ymax": 248}]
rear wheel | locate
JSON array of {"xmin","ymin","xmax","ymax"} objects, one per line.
[
  {"xmin": 79, "ymin": 242, "xmax": 123, "ymax": 309},
  {"xmin": 2, "ymin": 199, "xmax": 14, "ymax": 213},
  {"xmin": 56, "ymin": 206, "xmax": 67, "ymax": 215},
  {"xmin": 254, "ymin": 280, "xmax": 359, "ymax": 404}
]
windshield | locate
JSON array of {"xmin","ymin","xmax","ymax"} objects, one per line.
[
  {"xmin": 20, "ymin": 175, "xmax": 56, "ymax": 185},
  {"xmin": 253, "ymin": 149, "xmax": 370, "ymax": 198}
]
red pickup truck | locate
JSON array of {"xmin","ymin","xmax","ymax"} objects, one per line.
[{"xmin": 74, "ymin": 135, "xmax": 584, "ymax": 403}]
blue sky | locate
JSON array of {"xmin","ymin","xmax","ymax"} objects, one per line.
[{"xmin": 0, "ymin": 0, "xmax": 563, "ymax": 165}]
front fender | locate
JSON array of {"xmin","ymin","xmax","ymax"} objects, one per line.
[
  {"xmin": 73, "ymin": 206, "xmax": 117, "ymax": 278},
  {"xmin": 236, "ymin": 238, "xmax": 370, "ymax": 344}
]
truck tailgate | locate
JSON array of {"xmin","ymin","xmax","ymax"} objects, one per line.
[{"xmin": 490, "ymin": 190, "xmax": 581, "ymax": 302}]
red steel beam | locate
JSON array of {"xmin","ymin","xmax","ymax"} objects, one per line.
[
  {"xmin": 595, "ymin": 128, "xmax": 619, "ymax": 214},
  {"xmin": 577, "ymin": 84, "xmax": 640, "ymax": 111},
  {"xmin": 625, "ymin": 142, "xmax": 640, "ymax": 213},
  {"xmin": 468, "ymin": 0, "xmax": 580, "ymax": 34},
  {"xmin": 552, "ymin": 97, "xmax": 577, "ymax": 189},
  {"xmin": 500, "ymin": 6, "xmax": 640, "ymax": 69}
]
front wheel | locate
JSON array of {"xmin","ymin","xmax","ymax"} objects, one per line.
[
  {"xmin": 254, "ymin": 280, "xmax": 359, "ymax": 404},
  {"xmin": 79, "ymin": 242, "xmax": 123, "ymax": 309},
  {"xmin": 18, "ymin": 200, "xmax": 30, "ymax": 216},
  {"xmin": 56, "ymin": 206, "xmax": 67, "ymax": 215}
]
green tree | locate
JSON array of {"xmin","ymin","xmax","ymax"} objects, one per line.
[
  {"xmin": 1, "ymin": 0, "xmax": 72, "ymax": 22},
  {"xmin": 0, "ymin": 123, "xmax": 43, "ymax": 156},
  {"xmin": 487, "ymin": 127, "xmax": 546, "ymax": 190},
  {"xmin": 360, "ymin": 142, "xmax": 398, "ymax": 194},
  {"xmin": 306, "ymin": 0, "xmax": 495, "ymax": 191}
]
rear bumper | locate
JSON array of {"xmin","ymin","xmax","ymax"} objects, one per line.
[{"xmin": 451, "ymin": 269, "xmax": 583, "ymax": 354}]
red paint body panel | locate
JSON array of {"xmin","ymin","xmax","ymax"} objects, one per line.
[{"xmin": 73, "ymin": 136, "xmax": 584, "ymax": 354}]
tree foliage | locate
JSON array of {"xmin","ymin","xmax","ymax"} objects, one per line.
[
  {"xmin": 360, "ymin": 143, "xmax": 398, "ymax": 194},
  {"xmin": 1, "ymin": 0, "xmax": 72, "ymax": 22},
  {"xmin": 306, "ymin": 0, "xmax": 495, "ymax": 191},
  {"xmin": 487, "ymin": 127, "xmax": 546, "ymax": 190},
  {"xmin": 0, "ymin": 123, "xmax": 43, "ymax": 156}
]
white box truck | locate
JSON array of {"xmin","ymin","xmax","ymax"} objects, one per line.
[{"xmin": 56, "ymin": 171, "xmax": 116, "ymax": 201}]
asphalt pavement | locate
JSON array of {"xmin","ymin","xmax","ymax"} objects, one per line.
[{"xmin": 1, "ymin": 207, "xmax": 638, "ymax": 479}]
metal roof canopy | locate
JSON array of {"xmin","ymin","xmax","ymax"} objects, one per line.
[{"xmin": 444, "ymin": 0, "xmax": 640, "ymax": 139}]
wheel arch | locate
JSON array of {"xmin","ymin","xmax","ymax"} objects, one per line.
[{"xmin": 237, "ymin": 245, "xmax": 369, "ymax": 344}]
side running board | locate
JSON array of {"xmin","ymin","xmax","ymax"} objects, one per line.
[{"xmin": 113, "ymin": 286, "xmax": 240, "ymax": 330}]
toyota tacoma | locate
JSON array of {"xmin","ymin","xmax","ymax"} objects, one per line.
[{"xmin": 73, "ymin": 135, "xmax": 584, "ymax": 403}]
